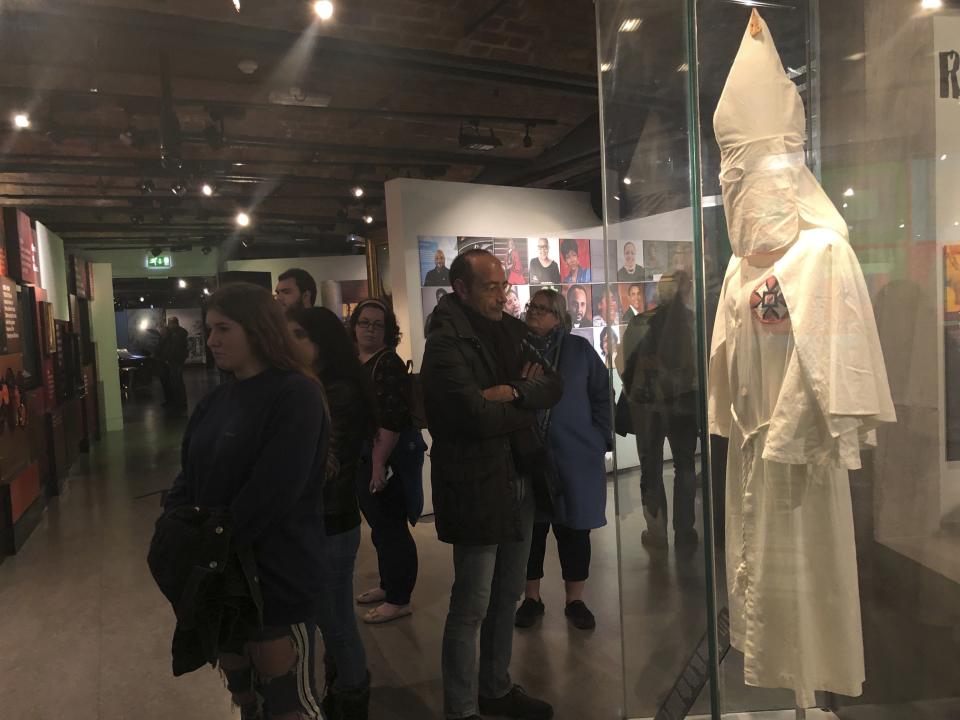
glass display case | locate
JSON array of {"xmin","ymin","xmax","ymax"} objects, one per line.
[{"xmin": 597, "ymin": 1, "xmax": 960, "ymax": 718}]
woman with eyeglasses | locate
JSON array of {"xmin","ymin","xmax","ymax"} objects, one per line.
[
  {"xmin": 515, "ymin": 289, "xmax": 612, "ymax": 631},
  {"xmin": 348, "ymin": 299, "xmax": 420, "ymax": 624}
]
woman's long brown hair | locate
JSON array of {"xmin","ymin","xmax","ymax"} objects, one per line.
[{"xmin": 206, "ymin": 282, "xmax": 318, "ymax": 381}]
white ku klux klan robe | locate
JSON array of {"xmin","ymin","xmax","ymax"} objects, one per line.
[{"xmin": 707, "ymin": 11, "xmax": 896, "ymax": 708}]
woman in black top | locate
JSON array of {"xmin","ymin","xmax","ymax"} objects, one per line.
[
  {"xmin": 350, "ymin": 299, "xmax": 419, "ymax": 624},
  {"xmin": 164, "ymin": 283, "xmax": 328, "ymax": 720},
  {"xmin": 288, "ymin": 307, "xmax": 376, "ymax": 719}
]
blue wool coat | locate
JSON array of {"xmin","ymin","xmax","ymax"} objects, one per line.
[{"xmin": 545, "ymin": 332, "xmax": 612, "ymax": 530}]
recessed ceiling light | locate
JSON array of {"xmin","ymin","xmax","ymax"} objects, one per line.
[
  {"xmin": 843, "ymin": 187, "xmax": 855, "ymax": 197},
  {"xmin": 203, "ymin": 288, "xmax": 211, "ymax": 296},
  {"xmin": 314, "ymin": 0, "xmax": 334, "ymax": 20},
  {"xmin": 921, "ymin": 0, "xmax": 943, "ymax": 10},
  {"xmin": 619, "ymin": 18, "xmax": 642, "ymax": 32},
  {"xmin": 941, "ymin": 154, "xmax": 948, "ymax": 161},
  {"xmin": 236, "ymin": 212, "xmax": 251, "ymax": 227},
  {"xmin": 363, "ymin": 214, "xmax": 374, "ymax": 225},
  {"xmin": 139, "ymin": 296, "xmax": 145, "ymax": 303},
  {"xmin": 201, "ymin": 183, "xmax": 214, "ymax": 197},
  {"xmin": 842, "ymin": 202, "xmax": 849, "ymax": 208},
  {"xmin": 13, "ymin": 113, "xmax": 30, "ymax": 129},
  {"xmin": 623, "ymin": 177, "xmax": 632, "ymax": 185},
  {"xmin": 899, "ymin": 223, "xmax": 906, "ymax": 229},
  {"xmin": 233, "ymin": 0, "xmax": 241, "ymax": 11},
  {"xmin": 178, "ymin": 279, "xmax": 188, "ymax": 289},
  {"xmin": 352, "ymin": 186, "xmax": 364, "ymax": 198}
]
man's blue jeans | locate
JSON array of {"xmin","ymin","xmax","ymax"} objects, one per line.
[{"xmin": 441, "ymin": 477, "xmax": 535, "ymax": 719}]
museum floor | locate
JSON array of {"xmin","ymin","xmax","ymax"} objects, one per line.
[{"xmin": 0, "ymin": 370, "xmax": 957, "ymax": 720}]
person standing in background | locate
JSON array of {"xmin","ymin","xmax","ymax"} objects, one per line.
[
  {"xmin": 288, "ymin": 306, "xmax": 376, "ymax": 720},
  {"xmin": 275, "ymin": 268, "xmax": 318, "ymax": 310},
  {"xmin": 515, "ymin": 289, "xmax": 611, "ymax": 631},
  {"xmin": 620, "ymin": 271, "xmax": 699, "ymax": 548},
  {"xmin": 350, "ymin": 299, "xmax": 421, "ymax": 625},
  {"xmin": 161, "ymin": 316, "xmax": 189, "ymax": 410}
]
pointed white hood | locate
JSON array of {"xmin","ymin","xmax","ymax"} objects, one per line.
[{"xmin": 714, "ymin": 10, "xmax": 847, "ymax": 257}]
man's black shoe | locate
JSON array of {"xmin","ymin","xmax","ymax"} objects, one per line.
[
  {"xmin": 514, "ymin": 598, "xmax": 545, "ymax": 628},
  {"xmin": 564, "ymin": 600, "xmax": 596, "ymax": 630},
  {"xmin": 478, "ymin": 685, "xmax": 553, "ymax": 719}
]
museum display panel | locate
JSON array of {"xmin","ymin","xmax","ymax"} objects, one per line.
[{"xmin": 598, "ymin": 0, "xmax": 960, "ymax": 718}]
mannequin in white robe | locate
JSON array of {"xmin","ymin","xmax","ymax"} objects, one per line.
[{"xmin": 708, "ymin": 11, "xmax": 896, "ymax": 709}]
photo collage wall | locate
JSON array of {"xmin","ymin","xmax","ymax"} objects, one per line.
[{"xmin": 418, "ymin": 236, "xmax": 695, "ymax": 365}]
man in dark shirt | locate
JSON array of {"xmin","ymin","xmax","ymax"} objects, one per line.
[
  {"xmin": 275, "ymin": 268, "xmax": 317, "ymax": 310},
  {"xmin": 424, "ymin": 250, "xmax": 451, "ymax": 286},
  {"xmin": 422, "ymin": 249, "xmax": 561, "ymax": 720},
  {"xmin": 162, "ymin": 317, "xmax": 190, "ymax": 409}
]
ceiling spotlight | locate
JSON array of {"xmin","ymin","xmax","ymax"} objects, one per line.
[
  {"xmin": 201, "ymin": 183, "xmax": 214, "ymax": 197},
  {"xmin": 600, "ymin": 62, "xmax": 613, "ymax": 72},
  {"xmin": 941, "ymin": 154, "xmax": 948, "ymax": 161},
  {"xmin": 921, "ymin": 0, "xmax": 943, "ymax": 9},
  {"xmin": 363, "ymin": 214, "xmax": 374, "ymax": 225},
  {"xmin": 171, "ymin": 182, "xmax": 187, "ymax": 196},
  {"xmin": 623, "ymin": 176, "xmax": 633, "ymax": 185},
  {"xmin": 351, "ymin": 186, "xmax": 364, "ymax": 198},
  {"xmin": 843, "ymin": 187, "xmax": 855, "ymax": 197},
  {"xmin": 233, "ymin": 0, "xmax": 241, "ymax": 11},
  {"xmin": 314, "ymin": 0, "xmax": 334, "ymax": 20},
  {"xmin": 13, "ymin": 113, "xmax": 30, "ymax": 129},
  {"xmin": 178, "ymin": 279, "xmax": 188, "ymax": 289},
  {"xmin": 203, "ymin": 287, "xmax": 211, "ymax": 296},
  {"xmin": 458, "ymin": 122, "xmax": 502, "ymax": 152},
  {"xmin": 139, "ymin": 179, "xmax": 155, "ymax": 195},
  {"xmin": 619, "ymin": 18, "xmax": 642, "ymax": 32},
  {"xmin": 139, "ymin": 296, "xmax": 145, "ymax": 303},
  {"xmin": 236, "ymin": 211, "xmax": 251, "ymax": 227},
  {"xmin": 523, "ymin": 125, "xmax": 533, "ymax": 148}
]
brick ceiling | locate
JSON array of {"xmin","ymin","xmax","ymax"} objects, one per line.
[{"xmin": 0, "ymin": 0, "xmax": 601, "ymax": 259}]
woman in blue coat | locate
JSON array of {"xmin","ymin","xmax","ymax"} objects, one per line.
[{"xmin": 515, "ymin": 288, "xmax": 612, "ymax": 631}]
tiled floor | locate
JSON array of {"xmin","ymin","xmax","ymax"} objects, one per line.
[{"xmin": 1, "ymin": 371, "xmax": 957, "ymax": 719}]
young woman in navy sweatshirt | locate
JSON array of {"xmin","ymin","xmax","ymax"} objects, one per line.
[{"xmin": 164, "ymin": 283, "xmax": 329, "ymax": 720}]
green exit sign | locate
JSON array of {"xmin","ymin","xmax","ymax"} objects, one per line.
[{"xmin": 145, "ymin": 255, "xmax": 173, "ymax": 270}]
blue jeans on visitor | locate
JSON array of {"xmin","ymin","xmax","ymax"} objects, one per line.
[
  {"xmin": 316, "ymin": 525, "xmax": 368, "ymax": 691},
  {"xmin": 441, "ymin": 476, "xmax": 535, "ymax": 719}
]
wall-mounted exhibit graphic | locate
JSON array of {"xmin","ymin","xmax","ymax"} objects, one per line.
[
  {"xmin": 619, "ymin": 282, "xmax": 646, "ymax": 320},
  {"xmin": 421, "ymin": 286, "xmax": 451, "ymax": 333},
  {"xmin": 122, "ymin": 309, "xmax": 165, "ymax": 357},
  {"xmin": 559, "ymin": 238, "xmax": 592, "ymax": 283},
  {"xmin": 945, "ymin": 245, "xmax": 960, "ymax": 461},
  {"xmin": 644, "ymin": 282, "xmax": 660, "ymax": 312},
  {"xmin": 418, "ymin": 236, "xmax": 457, "ymax": 286},
  {"xmin": 643, "ymin": 240, "xmax": 695, "ymax": 280},
  {"xmin": 563, "ymin": 284, "xmax": 593, "ymax": 329},
  {"xmin": 592, "ymin": 285, "xmax": 622, "ymax": 327},
  {"xmin": 457, "ymin": 236, "xmax": 494, "ymax": 255},
  {"xmin": 495, "ymin": 238, "xmax": 528, "ymax": 285},
  {"xmin": 504, "ymin": 284, "xmax": 530, "ymax": 320},
  {"xmin": 337, "ymin": 279, "xmax": 368, "ymax": 321},
  {"xmin": 527, "ymin": 237, "xmax": 561, "ymax": 285},
  {"xmin": 616, "ymin": 239, "xmax": 644, "ymax": 282},
  {"xmin": 708, "ymin": 12, "xmax": 895, "ymax": 709},
  {"xmin": 594, "ymin": 324, "xmax": 620, "ymax": 366}
]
